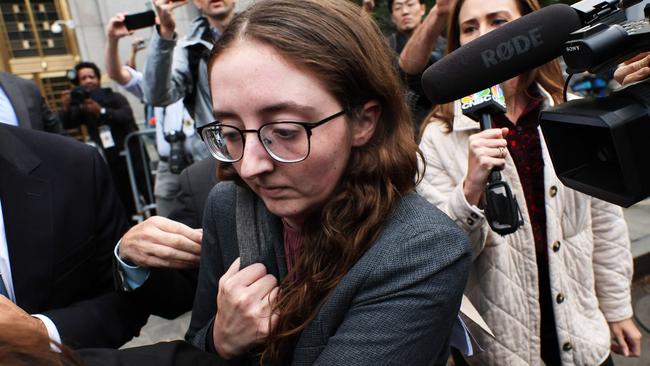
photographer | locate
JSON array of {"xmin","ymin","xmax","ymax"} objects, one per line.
[
  {"xmin": 60, "ymin": 61, "xmax": 139, "ymax": 217},
  {"xmin": 143, "ymin": 0, "xmax": 236, "ymax": 128},
  {"xmin": 105, "ymin": 12, "xmax": 201, "ymax": 218}
]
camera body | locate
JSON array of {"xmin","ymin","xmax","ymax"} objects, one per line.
[
  {"xmin": 164, "ymin": 130, "xmax": 192, "ymax": 174},
  {"xmin": 70, "ymin": 86, "xmax": 90, "ymax": 106},
  {"xmin": 563, "ymin": 0, "xmax": 650, "ymax": 74},
  {"xmin": 539, "ymin": 0, "xmax": 650, "ymax": 206},
  {"xmin": 69, "ymin": 86, "xmax": 110, "ymax": 107}
]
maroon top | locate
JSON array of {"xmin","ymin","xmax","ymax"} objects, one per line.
[
  {"xmin": 282, "ymin": 221, "xmax": 302, "ymax": 273},
  {"xmin": 493, "ymin": 95, "xmax": 561, "ymax": 364},
  {"xmin": 493, "ymin": 98, "xmax": 547, "ymax": 257}
]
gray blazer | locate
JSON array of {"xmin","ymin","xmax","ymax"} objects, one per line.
[
  {"xmin": 187, "ymin": 181, "xmax": 471, "ymax": 365},
  {"xmin": 0, "ymin": 72, "xmax": 61, "ymax": 132}
]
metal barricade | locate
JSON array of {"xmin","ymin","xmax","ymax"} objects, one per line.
[{"xmin": 121, "ymin": 129, "xmax": 157, "ymax": 222}]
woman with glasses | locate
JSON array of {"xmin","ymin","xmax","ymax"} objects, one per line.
[
  {"xmin": 186, "ymin": 0, "xmax": 471, "ymax": 364},
  {"xmin": 415, "ymin": 0, "xmax": 640, "ymax": 364}
]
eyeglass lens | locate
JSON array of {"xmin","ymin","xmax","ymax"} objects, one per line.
[{"xmin": 202, "ymin": 123, "xmax": 310, "ymax": 162}]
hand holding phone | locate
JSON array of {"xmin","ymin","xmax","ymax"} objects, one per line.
[
  {"xmin": 153, "ymin": 0, "xmax": 189, "ymax": 39},
  {"xmin": 106, "ymin": 13, "xmax": 130, "ymax": 40},
  {"xmin": 123, "ymin": 10, "xmax": 156, "ymax": 31}
]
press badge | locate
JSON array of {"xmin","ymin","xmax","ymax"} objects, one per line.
[{"xmin": 99, "ymin": 125, "xmax": 116, "ymax": 149}]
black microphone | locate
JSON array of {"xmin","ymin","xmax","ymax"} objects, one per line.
[
  {"xmin": 460, "ymin": 85, "xmax": 523, "ymax": 235},
  {"xmin": 422, "ymin": 3, "xmax": 583, "ymax": 105}
]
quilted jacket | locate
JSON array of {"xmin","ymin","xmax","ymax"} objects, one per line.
[{"xmin": 417, "ymin": 86, "xmax": 633, "ymax": 365}]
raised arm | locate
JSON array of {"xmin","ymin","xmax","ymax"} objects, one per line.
[
  {"xmin": 105, "ymin": 13, "xmax": 133, "ymax": 86},
  {"xmin": 143, "ymin": 0, "xmax": 193, "ymax": 107},
  {"xmin": 399, "ymin": 0, "xmax": 452, "ymax": 75}
]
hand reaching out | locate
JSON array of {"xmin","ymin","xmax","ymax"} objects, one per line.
[{"xmin": 119, "ymin": 216, "xmax": 202, "ymax": 269}]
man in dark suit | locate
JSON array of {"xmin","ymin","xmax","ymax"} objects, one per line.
[
  {"xmin": 0, "ymin": 71, "xmax": 61, "ymax": 132},
  {"xmin": 0, "ymin": 123, "xmax": 148, "ymax": 348}
]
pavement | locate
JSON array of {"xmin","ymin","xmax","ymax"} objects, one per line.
[
  {"xmin": 122, "ymin": 199, "xmax": 650, "ymax": 363},
  {"xmin": 613, "ymin": 198, "xmax": 650, "ymax": 365},
  {"xmin": 121, "ymin": 312, "xmax": 191, "ymax": 349}
]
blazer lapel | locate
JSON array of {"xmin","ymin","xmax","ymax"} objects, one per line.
[
  {"xmin": 0, "ymin": 128, "xmax": 53, "ymax": 312},
  {"xmin": 235, "ymin": 185, "xmax": 286, "ymax": 280},
  {"xmin": 0, "ymin": 73, "xmax": 31, "ymax": 129}
]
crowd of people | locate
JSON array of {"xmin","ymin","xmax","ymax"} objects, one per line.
[{"xmin": 0, "ymin": 0, "xmax": 647, "ymax": 365}]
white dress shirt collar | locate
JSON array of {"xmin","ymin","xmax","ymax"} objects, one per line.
[
  {"xmin": 0, "ymin": 198, "xmax": 16, "ymax": 301},
  {"xmin": 0, "ymin": 85, "xmax": 20, "ymax": 127}
]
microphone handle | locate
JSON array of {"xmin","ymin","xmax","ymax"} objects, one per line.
[
  {"xmin": 478, "ymin": 113, "xmax": 504, "ymax": 181},
  {"xmin": 479, "ymin": 113, "xmax": 492, "ymax": 131}
]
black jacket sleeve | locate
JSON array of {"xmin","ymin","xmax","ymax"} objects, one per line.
[
  {"xmin": 78, "ymin": 341, "xmax": 223, "ymax": 366},
  {"xmin": 42, "ymin": 149, "xmax": 147, "ymax": 349},
  {"xmin": 105, "ymin": 91, "xmax": 136, "ymax": 127}
]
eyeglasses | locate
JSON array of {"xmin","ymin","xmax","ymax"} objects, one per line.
[{"xmin": 198, "ymin": 110, "xmax": 346, "ymax": 163}]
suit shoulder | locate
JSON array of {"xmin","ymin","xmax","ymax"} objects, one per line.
[
  {"xmin": 20, "ymin": 128, "xmax": 95, "ymax": 160},
  {"xmin": 205, "ymin": 181, "xmax": 237, "ymax": 216},
  {"xmin": 9, "ymin": 124, "xmax": 87, "ymax": 149},
  {"xmin": 2, "ymin": 72, "xmax": 37, "ymax": 88},
  {"xmin": 395, "ymin": 193, "xmax": 461, "ymax": 230},
  {"xmin": 6, "ymin": 127, "xmax": 100, "ymax": 179},
  {"xmin": 380, "ymin": 193, "xmax": 471, "ymax": 261},
  {"xmin": 184, "ymin": 157, "xmax": 218, "ymax": 186}
]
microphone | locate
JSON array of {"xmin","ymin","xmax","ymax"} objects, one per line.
[
  {"xmin": 422, "ymin": 3, "xmax": 583, "ymax": 105},
  {"xmin": 460, "ymin": 85, "xmax": 523, "ymax": 235}
]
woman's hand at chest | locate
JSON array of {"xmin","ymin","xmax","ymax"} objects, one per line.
[{"xmin": 212, "ymin": 258, "xmax": 280, "ymax": 359}]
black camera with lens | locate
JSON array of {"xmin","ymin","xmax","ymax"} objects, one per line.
[
  {"xmin": 164, "ymin": 130, "xmax": 192, "ymax": 174},
  {"xmin": 539, "ymin": 0, "xmax": 650, "ymax": 207},
  {"xmin": 70, "ymin": 86, "xmax": 90, "ymax": 106},
  {"xmin": 69, "ymin": 86, "xmax": 111, "ymax": 108}
]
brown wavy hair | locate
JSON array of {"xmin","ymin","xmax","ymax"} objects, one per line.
[
  {"xmin": 420, "ymin": 0, "xmax": 565, "ymax": 136},
  {"xmin": 207, "ymin": 0, "xmax": 419, "ymax": 364}
]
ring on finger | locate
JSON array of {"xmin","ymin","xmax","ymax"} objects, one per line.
[{"xmin": 499, "ymin": 146, "xmax": 506, "ymax": 158}]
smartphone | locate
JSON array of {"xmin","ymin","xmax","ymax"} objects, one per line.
[{"xmin": 123, "ymin": 10, "xmax": 156, "ymax": 31}]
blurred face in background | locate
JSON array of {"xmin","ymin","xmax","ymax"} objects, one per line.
[
  {"xmin": 391, "ymin": 0, "xmax": 425, "ymax": 34},
  {"xmin": 458, "ymin": 0, "xmax": 522, "ymax": 46},
  {"xmin": 458, "ymin": 0, "xmax": 524, "ymax": 95},
  {"xmin": 77, "ymin": 68, "xmax": 99, "ymax": 91},
  {"xmin": 194, "ymin": 0, "xmax": 236, "ymax": 20}
]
